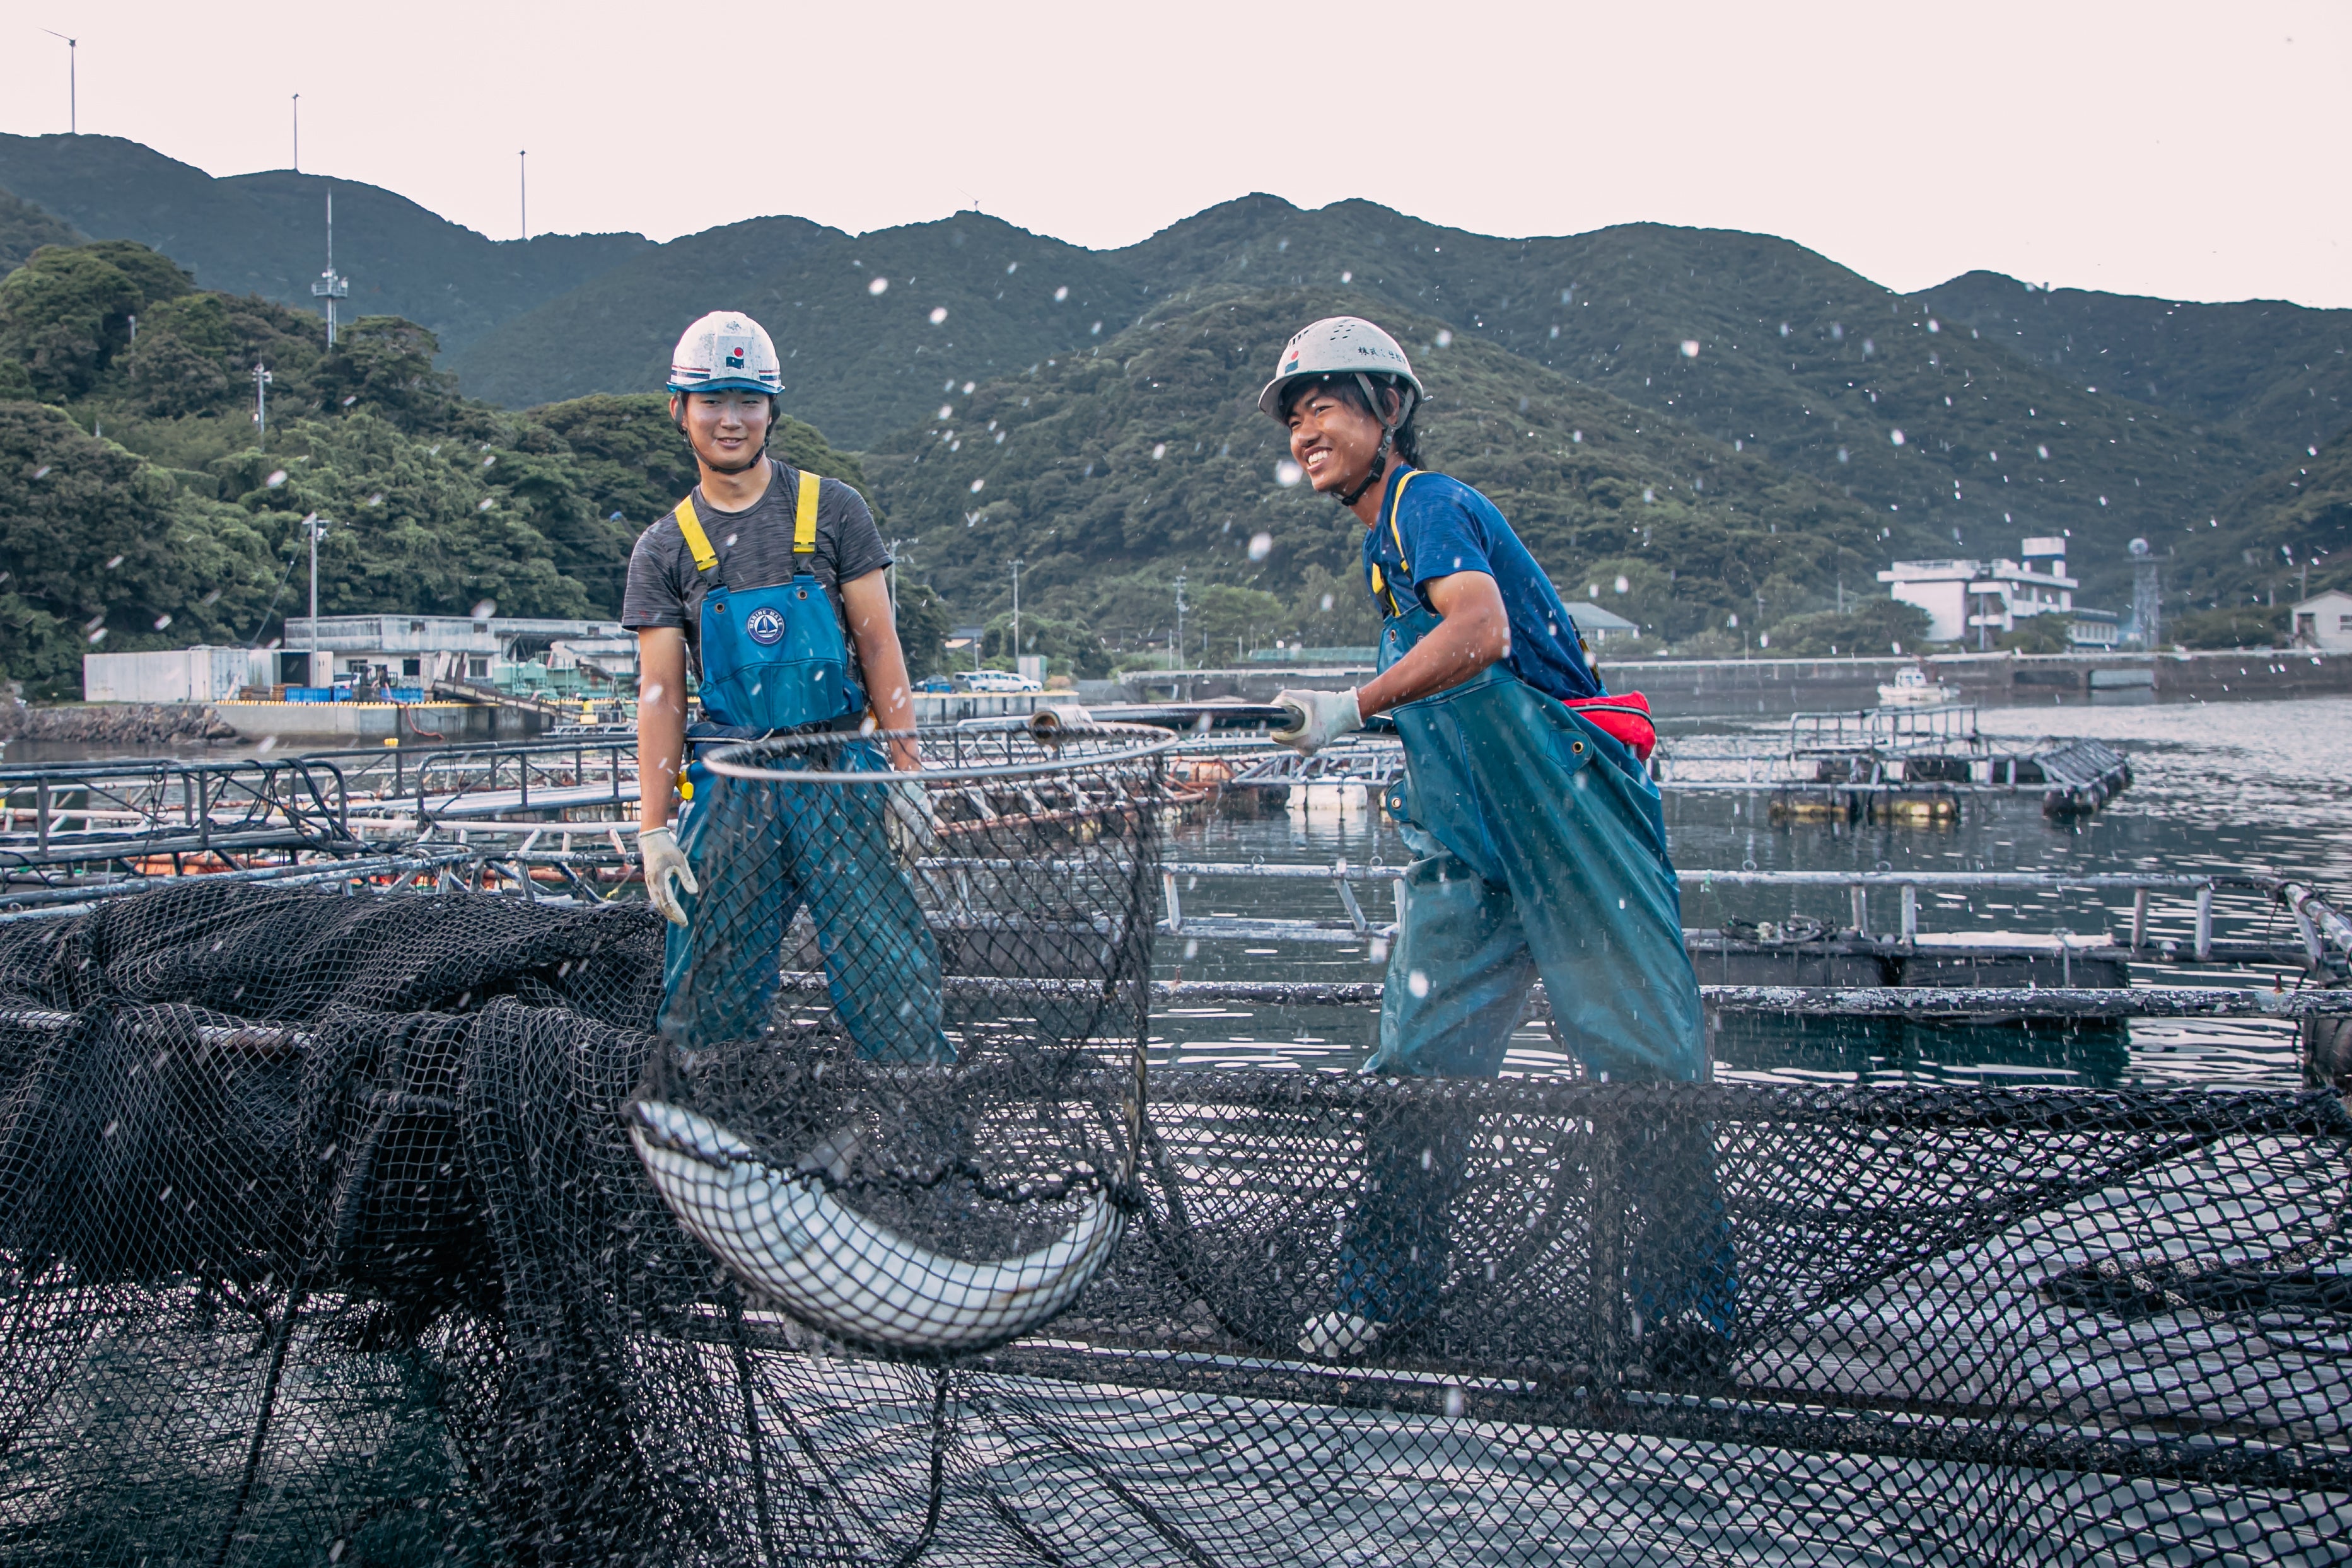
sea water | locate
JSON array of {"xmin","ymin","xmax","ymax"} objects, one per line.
[{"xmin": 1148, "ymin": 695, "xmax": 2352, "ymax": 1088}]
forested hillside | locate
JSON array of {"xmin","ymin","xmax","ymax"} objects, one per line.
[
  {"xmin": 8, "ymin": 137, "xmax": 2348, "ymax": 682},
  {"xmin": 2163, "ymin": 427, "xmax": 2352, "ymax": 645},
  {"xmin": 450, "ymin": 193, "xmax": 2348, "ymax": 603},
  {"xmin": 0, "ymin": 136, "xmax": 653, "ymax": 354},
  {"xmin": 0, "ymin": 238, "xmax": 871, "ymax": 695},
  {"xmin": 863, "ymin": 287, "xmax": 1925, "ymax": 659}
]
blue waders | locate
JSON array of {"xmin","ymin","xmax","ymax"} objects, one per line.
[
  {"xmin": 655, "ymin": 473, "xmax": 951, "ymax": 1065},
  {"xmin": 1334, "ymin": 475, "xmax": 1733, "ymax": 1344}
]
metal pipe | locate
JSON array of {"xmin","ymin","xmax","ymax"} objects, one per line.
[
  {"xmin": 0, "ymin": 849, "xmax": 480, "ymax": 919},
  {"xmin": 1849, "ymin": 885, "xmax": 1868, "ymax": 938},
  {"xmin": 2281, "ymin": 882, "xmax": 2352, "ymax": 963},
  {"xmin": 1151, "ymin": 861, "xmax": 2275, "ymax": 894},
  {"xmin": 1142, "ymin": 978, "xmax": 2352, "ymax": 1020},
  {"xmin": 2195, "ymin": 885, "xmax": 2215, "ymax": 961},
  {"xmin": 2132, "ymin": 888, "xmax": 2149, "ymax": 950},
  {"xmin": 1901, "ymin": 885, "xmax": 1918, "ymax": 944},
  {"xmin": 762, "ymin": 972, "xmax": 2352, "ymax": 1019}
]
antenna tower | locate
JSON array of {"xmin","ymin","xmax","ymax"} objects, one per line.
[{"xmin": 311, "ymin": 189, "xmax": 349, "ymax": 346}]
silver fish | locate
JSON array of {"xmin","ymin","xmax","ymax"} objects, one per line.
[{"xmin": 629, "ymin": 1099, "xmax": 1122, "ymax": 1352}]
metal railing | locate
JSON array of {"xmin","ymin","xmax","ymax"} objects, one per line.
[
  {"xmin": 0, "ymin": 756, "xmax": 354, "ymax": 873},
  {"xmin": 1134, "ymin": 860, "xmax": 2352, "ymax": 968}
]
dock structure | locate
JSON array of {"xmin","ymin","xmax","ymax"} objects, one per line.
[{"xmin": 0, "ymin": 739, "xmax": 2339, "ymax": 1034}]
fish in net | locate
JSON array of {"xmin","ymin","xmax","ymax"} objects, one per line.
[{"xmin": 0, "ymin": 722, "xmax": 2346, "ymax": 1563}]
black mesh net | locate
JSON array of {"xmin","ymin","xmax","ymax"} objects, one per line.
[{"xmin": 0, "ymin": 730, "xmax": 2348, "ymax": 1564}]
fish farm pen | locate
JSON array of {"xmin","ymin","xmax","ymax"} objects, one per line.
[{"xmin": 0, "ymin": 719, "xmax": 2348, "ymax": 1565}]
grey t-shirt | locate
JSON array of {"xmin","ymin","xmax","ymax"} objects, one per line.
[{"xmin": 621, "ymin": 460, "xmax": 892, "ymax": 696}]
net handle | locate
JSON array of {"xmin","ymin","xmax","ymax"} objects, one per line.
[{"xmin": 699, "ymin": 721, "xmax": 1180, "ymax": 784}]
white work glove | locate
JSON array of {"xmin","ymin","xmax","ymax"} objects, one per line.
[
  {"xmin": 638, "ymin": 825, "xmax": 697, "ymax": 926},
  {"xmin": 1272, "ymin": 687, "xmax": 1364, "ymax": 756},
  {"xmin": 883, "ymin": 776, "xmax": 938, "ymax": 866}
]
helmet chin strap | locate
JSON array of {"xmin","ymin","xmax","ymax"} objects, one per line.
[
  {"xmin": 675, "ymin": 394, "xmax": 774, "ymax": 475},
  {"xmin": 1333, "ymin": 373, "xmax": 1413, "ymax": 508}
]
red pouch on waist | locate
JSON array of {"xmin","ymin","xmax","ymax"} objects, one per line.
[{"xmin": 1563, "ymin": 691, "xmax": 1657, "ymax": 762}]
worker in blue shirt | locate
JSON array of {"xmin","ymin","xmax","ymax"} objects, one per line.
[
  {"xmin": 1261, "ymin": 317, "xmax": 1729, "ymax": 1368},
  {"xmin": 626, "ymin": 311, "xmax": 947, "ymax": 1063}
]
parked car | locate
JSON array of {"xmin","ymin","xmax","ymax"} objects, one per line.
[
  {"xmin": 959, "ymin": 670, "xmax": 1044, "ymax": 694},
  {"xmin": 914, "ymin": 677, "xmax": 958, "ymax": 694}
]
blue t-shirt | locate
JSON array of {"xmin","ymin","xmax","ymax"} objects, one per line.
[{"xmin": 1361, "ymin": 467, "xmax": 1604, "ymax": 702}]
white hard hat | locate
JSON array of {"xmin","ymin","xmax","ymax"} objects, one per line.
[
  {"xmin": 1257, "ymin": 315, "xmax": 1424, "ymax": 417},
  {"xmin": 667, "ymin": 311, "xmax": 783, "ymax": 395}
]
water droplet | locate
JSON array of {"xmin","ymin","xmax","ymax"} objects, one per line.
[
  {"xmin": 938, "ymin": 404, "xmax": 954, "ymax": 421},
  {"xmin": 1152, "ymin": 443, "xmax": 1167, "ymax": 460},
  {"xmin": 1248, "ymin": 532, "xmax": 1272, "ymax": 561},
  {"xmin": 1407, "ymin": 969, "xmax": 1430, "ymax": 998},
  {"xmin": 969, "ymin": 478, "xmax": 986, "ymax": 494},
  {"xmin": 868, "ymin": 277, "xmax": 889, "ymax": 295},
  {"xmin": 153, "ymin": 613, "xmax": 172, "ymax": 630},
  {"xmin": 1680, "ymin": 339, "xmax": 1700, "ymax": 358},
  {"xmin": 1319, "ymin": 593, "xmax": 1334, "ymax": 612},
  {"xmin": 477, "ymin": 497, "xmax": 496, "ymax": 511},
  {"xmin": 1614, "ymin": 576, "xmax": 1629, "ymax": 594},
  {"xmin": 1341, "ymin": 270, "xmax": 1353, "ymax": 283},
  {"xmin": 929, "ymin": 306, "xmax": 948, "ymax": 325},
  {"xmin": 472, "ymin": 600, "xmax": 498, "ymax": 618},
  {"xmin": 266, "ymin": 470, "xmax": 288, "ymax": 488},
  {"xmin": 1890, "ymin": 429, "xmax": 1905, "ymax": 446},
  {"xmin": 1054, "ymin": 286, "xmax": 1069, "ymax": 302},
  {"xmin": 1274, "ymin": 459, "xmax": 1303, "ymax": 487},
  {"xmin": 1435, "ymin": 329, "xmax": 1453, "ymax": 348}
]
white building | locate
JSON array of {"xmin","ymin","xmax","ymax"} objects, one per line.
[
  {"xmin": 280, "ymin": 614, "xmax": 628, "ymax": 686},
  {"xmin": 84, "ymin": 646, "xmax": 275, "ymax": 704},
  {"xmin": 1559, "ymin": 601, "xmax": 1641, "ymax": 644},
  {"xmin": 2293, "ymin": 589, "xmax": 2352, "ymax": 653},
  {"xmin": 1879, "ymin": 538, "xmax": 2114, "ymax": 649}
]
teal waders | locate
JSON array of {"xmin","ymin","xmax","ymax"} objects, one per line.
[
  {"xmin": 656, "ymin": 472, "xmax": 950, "ymax": 1064},
  {"xmin": 1334, "ymin": 470, "xmax": 1733, "ymax": 1354}
]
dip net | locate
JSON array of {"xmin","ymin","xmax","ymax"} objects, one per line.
[{"xmin": 0, "ymin": 727, "xmax": 2346, "ymax": 1564}]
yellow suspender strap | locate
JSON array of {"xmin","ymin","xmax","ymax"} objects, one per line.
[
  {"xmin": 794, "ymin": 469, "xmax": 820, "ymax": 554},
  {"xmin": 674, "ymin": 497, "xmax": 718, "ymax": 573},
  {"xmin": 1385, "ymin": 468, "xmax": 1422, "ymax": 571},
  {"xmin": 674, "ymin": 471, "xmax": 818, "ymax": 567},
  {"xmin": 1372, "ymin": 469, "xmax": 1423, "ymax": 615}
]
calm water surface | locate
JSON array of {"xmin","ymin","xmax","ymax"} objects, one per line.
[{"xmin": 1149, "ymin": 695, "xmax": 2352, "ymax": 1089}]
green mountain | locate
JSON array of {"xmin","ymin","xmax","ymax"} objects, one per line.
[
  {"xmin": 861, "ymin": 287, "xmax": 1915, "ymax": 659},
  {"xmin": 1925, "ymin": 270, "xmax": 2352, "ymax": 449},
  {"xmin": 454, "ymin": 193, "xmax": 2343, "ymax": 603},
  {"xmin": 2166, "ymin": 426, "xmax": 2352, "ymax": 628},
  {"xmin": 448, "ymin": 211, "xmax": 1146, "ymax": 442},
  {"xmin": 0, "ymin": 135, "xmax": 653, "ymax": 354},
  {"xmin": 0, "ymin": 188, "xmax": 81, "ymax": 273},
  {"xmin": 0, "ymin": 238, "xmax": 871, "ymax": 695}
]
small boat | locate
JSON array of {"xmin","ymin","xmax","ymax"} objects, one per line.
[{"xmin": 1877, "ymin": 665, "xmax": 1958, "ymax": 707}]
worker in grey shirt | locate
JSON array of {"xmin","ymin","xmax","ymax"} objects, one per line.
[{"xmin": 622, "ymin": 310, "xmax": 948, "ymax": 1062}]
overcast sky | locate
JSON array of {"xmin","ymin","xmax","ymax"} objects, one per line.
[{"xmin": 4, "ymin": 0, "xmax": 2344, "ymax": 308}]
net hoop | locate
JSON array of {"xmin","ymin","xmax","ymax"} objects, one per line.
[{"xmin": 699, "ymin": 720, "xmax": 1179, "ymax": 784}]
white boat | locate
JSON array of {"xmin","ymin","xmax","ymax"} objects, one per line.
[{"xmin": 1877, "ymin": 666, "xmax": 1958, "ymax": 707}]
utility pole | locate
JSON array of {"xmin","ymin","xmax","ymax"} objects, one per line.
[
  {"xmin": 40, "ymin": 32, "xmax": 74, "ymax": 134},
  {"xmin": 291, "ymin": 95, "xmax": 300, "ymax": 172},
  {"xmin": 1010, "ymin": 559, "xmax": 1024, "ymax": 659},
  {"xmin": 305, "ymin": 513, "xmax": 329, "ymax": 686},
  {"xmin": 251, "ymin": 363, "xmax": 274, "ymax": 443},
  {"xmin": 1171, "ymin": 572, "xmax": 1187, "ymax": 671}
]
